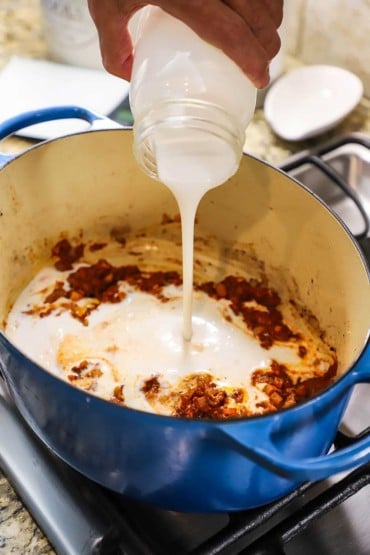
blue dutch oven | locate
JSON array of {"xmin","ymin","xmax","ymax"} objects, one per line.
[{"xmin": 0, "ymin": 107, "xmax": 369, "ymax": 512}]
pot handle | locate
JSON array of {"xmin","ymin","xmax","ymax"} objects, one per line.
[
  {"xmin": 0, "ymin": 105, "xmax": 121, "ymax": 168},
  {"xmin": 217, "ymin": 351, "xmax": 370, "ymax": 482}
]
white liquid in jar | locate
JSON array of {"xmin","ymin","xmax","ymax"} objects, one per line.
[
  {"xmin": 129, "ymin": 7, "xmax": 256, "ymax": 127},
  {"xmin": 129, "ymin": 7, "xmax": 256, "ymax": 342}
]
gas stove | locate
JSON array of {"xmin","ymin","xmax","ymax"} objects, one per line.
[{"xmin": 0, "ymin": 133, "xmax": 369, "ymax": 555}]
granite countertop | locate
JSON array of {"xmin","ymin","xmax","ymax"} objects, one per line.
[{"xmin": 1, "ymin": 1, "xmax": 370, "ymax": 554}]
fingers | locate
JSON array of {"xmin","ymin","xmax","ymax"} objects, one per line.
[
  {"xmin": 87, "ymin": 0, "xmax": 138, "ymax": 79},
  {"xmin": 261, "ymin": 0, "xmax": 284, "ymax": 27},
  {"xmin": 88, "ymin": 0, "xmax": 284, "ymax": 88},
  {"xmin": 225, "ymin": 0, "xmax": 282, "ymax": 61}
]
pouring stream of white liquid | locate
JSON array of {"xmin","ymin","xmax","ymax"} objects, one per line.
[
  {"xmin": 174, "ymin": 190, "xmax": 200, "ymax": 341},
  {"xmin": 155, "ymin": 129, "xmax": 238, "ymax": 341}
]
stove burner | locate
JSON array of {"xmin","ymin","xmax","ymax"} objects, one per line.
[
  {"xmin": 280, "ymin": 133, "xmax": 370, "ymax": 246},
  {"xmin": 0, "ymin": 133, "xmax": 369, "ymax": 555}
]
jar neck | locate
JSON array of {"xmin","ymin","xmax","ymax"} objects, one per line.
[{"xmin": 133, "ymin": 99, "xmax": 245, "ymax": 181}]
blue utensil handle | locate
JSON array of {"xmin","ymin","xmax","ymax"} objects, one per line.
[
  {"xmin": 219, "ymin": 349, "xmax": 370, "ymax": 481},
  {"xmin": 0, "ymin": 106, "xmax": 115, "ymax": 168}
]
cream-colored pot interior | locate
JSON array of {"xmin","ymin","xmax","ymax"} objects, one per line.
[{"xmin": 0, "ymin": 129, "xmax": 369, "ymax": 375}]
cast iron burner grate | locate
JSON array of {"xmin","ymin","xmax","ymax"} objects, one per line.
[
  {"xmin": 191, "ymin": 433, "xmax": 370, "ymax": 555},
  {"xmin": 279, "ymin": 133, "xmax": 370, "ymax": 258},
  {"xmin": 1, "ymin": 133, "xmax": 369, "ymax": 555},
  {"xmin": 103, "ymin": 431, "xmax": 370, "ymax": 555}
]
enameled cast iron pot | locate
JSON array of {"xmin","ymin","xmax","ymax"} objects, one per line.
[{"xmin": 0, "ymin": 107, "xmax": 369, "ymax": 512}]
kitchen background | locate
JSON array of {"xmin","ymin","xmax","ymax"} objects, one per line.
[
  {"xmin": 0, "ymin": 0, "xmax": 369, "ymax": 553},
  {"xmin": 285, "ymin": 0, "xmax": 370, "ymax": 97}
]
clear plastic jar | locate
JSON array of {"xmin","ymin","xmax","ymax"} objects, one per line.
[{"xmin": 129, "ymin": 6, "xmax": 257, "ymax": 191}]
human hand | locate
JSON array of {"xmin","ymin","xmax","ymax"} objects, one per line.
[{"xmin": 88, "ymin": 0, "xmax": 283, "ymax": 89}]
